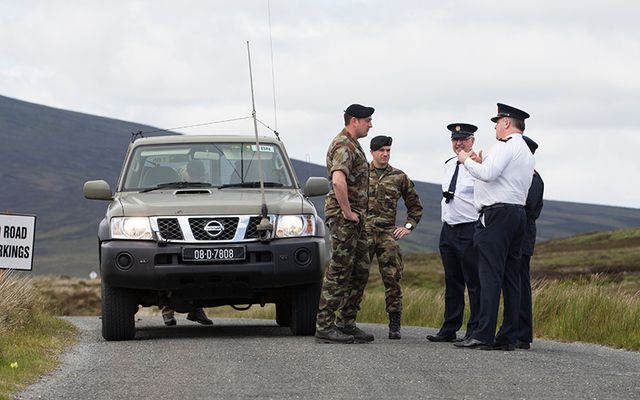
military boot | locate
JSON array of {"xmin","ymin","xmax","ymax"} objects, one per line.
[
  {"xmin": 388, "ymin": 312, "xmax": 401, "ymax": 340},
  {"xmin": 162, "ymin": 307, "xmax": 177, "ymax": 326},
  {"xmin": 315, "ymin": 326, "xmax": 355, "ymax": 344},
  {"xmin": 338, "ymin": 325, "xmax": 375, "ymax": 343},
  {"xmin": 187, "ymin": 307, "xmax": 213, "ymax": 325}
]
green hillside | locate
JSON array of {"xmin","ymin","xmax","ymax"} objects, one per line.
[{"xmin": 532, "ymin": 228, "xmax": 640, "ymax": 289}]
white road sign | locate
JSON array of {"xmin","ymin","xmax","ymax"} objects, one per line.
[{"xmin": 0, "ymin": 213, "xmax": 36, "ymax": 271}]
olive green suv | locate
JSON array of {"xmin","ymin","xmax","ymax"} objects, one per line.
[{"xmin": 84, "ymin": 135, "xmax": 329, "ymax": 341}]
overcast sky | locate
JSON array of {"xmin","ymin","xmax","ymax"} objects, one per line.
[{"xmin": 2, "ymin": 1, "xmax": 639, "ymax": 208}]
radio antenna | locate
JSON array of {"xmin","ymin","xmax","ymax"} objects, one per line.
[
  {"xmin": 247, "ymin": 41, "xmax": 273, "ymax": 241},
  {"xmin": 267, "ymin": 0, "xmax": 278, "ymax": 132}
]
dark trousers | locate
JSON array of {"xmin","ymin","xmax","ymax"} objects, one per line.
[
  {"xmin": 438, "ymin": 222, "xmax": 480, "ymax": 338},
  {"xmin": 517, "ymin": 254, "xmax": 533, "ymax": 343},
  {"xmin": 471, "ymin": 206, "xmax": 526, "ymax": 345}
]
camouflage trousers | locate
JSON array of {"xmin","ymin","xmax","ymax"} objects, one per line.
[
  {"xmin": 316, "ymin": 217, "xmax": 371, "ymax": 331},
  {"xmin": 368, "ymin": 230, "xmax": 404, "ymax": 313}
]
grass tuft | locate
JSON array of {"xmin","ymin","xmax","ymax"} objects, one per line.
[
  {"xmin": 0, "ymin": 271, "xmax": 77, "ymax": 399},
  {"xmin": 0, "ymin": 271, "xmax": 37, "ymax": 336},
  {"xmin": 532, "ymin": 275, "xmax": 640, "ymax": 349}
]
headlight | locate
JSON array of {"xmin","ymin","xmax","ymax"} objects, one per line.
[
  {"xmin": 275, "ymin": 215, "xmax": 316, "ymax": 238},
  {"xmin": 111, "ymin": 217, "xmax": 153, "ymax": 240}
]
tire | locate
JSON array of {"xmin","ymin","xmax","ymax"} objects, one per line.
[
  {"xmin": 290, "ymin": 282, "xmax": 321, "ymax": 336},
  {"xmin": 101, "ymin": 281, "xmax": 137, "ymax": 341},
  {"xmin": 275, "ymin": 302, "xmax": 291, "ymax": 327}
]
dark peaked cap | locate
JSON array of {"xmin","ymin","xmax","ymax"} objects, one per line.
[
  {"xmin": 523, "ymin": 135, "xmax": 539, "ymax": 154},
  {"xmin": 344, "ymin": 103, "xmax": 375, "ymax": 118},
  {"xmin": 370, "ymin": 135, "xmax": 393, "ymax": 150},
  {"xmin": 447, "ymin": 123, "xmax": 477, "ymax": 139},
  {"xmin": 491, "ymin": 103, "xmax": 530, "ymax": 122}
]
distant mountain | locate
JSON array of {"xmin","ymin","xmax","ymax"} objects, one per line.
[{"xmin": 2, "ymin": 95, "xmax": 639, "ymax": 277}]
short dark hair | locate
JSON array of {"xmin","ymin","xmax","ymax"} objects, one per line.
[
  {"xmin": 510, "ymin": 117, "xmax": 526, "ymax": 132},
  {"xmin": 344, "ymin": 113, "xmax": 354, "ymax": 126}
]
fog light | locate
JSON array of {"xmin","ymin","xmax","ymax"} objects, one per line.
[
  {"xmin": 294, "ymin": 248, "xmax": 311, "ymax": 266},
  {"xmin": 116, "ymin": 252, "xmax": 133, "ymax": 270}
]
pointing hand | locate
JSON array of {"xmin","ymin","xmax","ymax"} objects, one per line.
[{"xmin": 471, "ymin": 149, "xmax": 483, "ymax": 163}]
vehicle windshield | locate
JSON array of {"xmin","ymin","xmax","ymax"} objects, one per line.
[{"xmin": 121, "ymin": 142, "xmax": 295, "ymax": 191}]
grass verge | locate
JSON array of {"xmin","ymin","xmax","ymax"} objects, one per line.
[
  {"xmin": 0, "ymin": 271, "xmax": 77, "ymax": 400},
  {"xmin": 533, "ymin": 276, "xmax": 640, "ymax": 349}
]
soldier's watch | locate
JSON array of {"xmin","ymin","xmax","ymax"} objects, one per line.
[{"xmin": 404, "ymin": 223, "xmax": 414, "ymax": 231}]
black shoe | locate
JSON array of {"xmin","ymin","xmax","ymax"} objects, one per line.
[
  {"xmin": 427, "ymin": 333, "xmax": 456, "ymax": 342},
  {"xmin": 454, "ymin": 335, "xmax": 471, "ymax": 343},
  {"xmin": 339, "ymin": 326, "xmax": 375, "ymax": 343},
  {"xmin": 315, "ymin": 327, "xmax": 355, "ymax": 344},
  {"xmin": 492, "ymin": 342, "xmax": 516, "ymax": 351},
  {"xmin": 454, "ymin": 338, "xmax": 492, "ymax": 350},
  {"xmin": 389, "ymin": 330, "xmax": 401, "ymax": 340},
  {"xmin": 187, "ymin": 308, "xmax": 213, "ymax": 325},
  {"xmin": 516, "ymin": 341, "xmax": 531, "ymax": 350}
]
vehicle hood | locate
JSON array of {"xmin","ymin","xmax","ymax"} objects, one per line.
[{"xmin": 109, "ymin": 188, "xmax": 316, "ymax": 217}]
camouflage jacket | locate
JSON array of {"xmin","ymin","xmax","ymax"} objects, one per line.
[
  {"xmin": 366, "ymin": 162, "xmax": 423, "ymax": 232},
  {"xmin": 324, "ymin": 129, "xmax": 370, "ymax": 220}
]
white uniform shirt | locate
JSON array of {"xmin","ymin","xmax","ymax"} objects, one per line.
[
  {"xmin": 441, "ymin": 159, "xmax": 479, "ymax": 225},
  {"xmin": 463, "ymin": 133, "xmax": 535, "ymax": 210}
]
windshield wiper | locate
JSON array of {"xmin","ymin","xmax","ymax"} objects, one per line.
[
  {"xmin": 140, "ymin": 182, "xmax": 212, "ymax": 193},
  {"xmin": 219, "ymin": 181, "xmax": 284, "ymax": 189}
]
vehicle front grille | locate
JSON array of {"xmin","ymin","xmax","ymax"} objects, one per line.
[
  {"xmin": 244, "ymin": 216, "xmax": 262, "ymax": 239},
  {"xmin": 152, "ymin": 215, "xmax": 275, "ymax": 243},
  {"xmin": 189, "ymin": 217, "xmax": 239, "ymax": 241},
  {"xmin": 157, "ymin": 218, "xmax": 184, "ymax": 240}
]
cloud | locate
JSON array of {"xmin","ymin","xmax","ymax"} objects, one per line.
[{"xmin": 1, "ymin": 0, "xmax": 638, "ymax": 208}]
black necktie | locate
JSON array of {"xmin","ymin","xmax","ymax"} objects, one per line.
[{"xmin": 445, "ymin": 162, "xmax": 460, "ymax": 203}]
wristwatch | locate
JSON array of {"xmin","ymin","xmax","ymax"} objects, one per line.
[{"xmin": 404, "ymin": 222, "xmax": 414, "ymax": 231}]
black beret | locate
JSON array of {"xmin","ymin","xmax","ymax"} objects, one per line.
[
  {"xmin": 523, "ymin": 135, "xmax": 538, "ymax": 154},
  {"xmin": 447, "ymin": 123, "xmax": 477, "ymax": 139},
  {"xmin": 344, "ymin": 103, "xmax": 375, "ymax": 119},
  {"xmin": 491, "ymin": 103, "xmax": 530, "ymax": 122},
  {"xmin": 370, "ymin": 135, "xmax": 393, "ymax": 150}
]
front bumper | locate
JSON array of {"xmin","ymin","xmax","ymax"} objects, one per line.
[{"xmin": 100, "ymin": 237, "xmax": 326, "ymax": 293}]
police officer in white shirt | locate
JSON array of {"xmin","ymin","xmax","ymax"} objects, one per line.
[
  {"xmin": 454, "ymin": 103, "xmax": 535, "ymax": 351},
  {"xmin": 427, "ymin": 123, "xmax": 481, "ymax": 343}
]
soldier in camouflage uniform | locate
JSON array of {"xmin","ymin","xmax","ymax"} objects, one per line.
[
  {"xmin": 366, "ymin": 135, "xmax": 423, "ymax": 339},
  {"xmin": 315, "ymin": 103, "xmax": 375, "ymax": 344}
]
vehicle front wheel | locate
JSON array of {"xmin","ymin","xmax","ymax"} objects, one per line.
[
  {"xmin": 101, "ymin": 281, "xmax": 137, "ymax": 341},
  {"xmin": 289, "ymin": 282, "xmax": 321, "ymax": 336}
]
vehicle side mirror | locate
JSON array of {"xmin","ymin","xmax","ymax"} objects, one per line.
[
  {"xmin": 304, "ymin": 177, "xmax": 330, "ymax": 197},
  {"xmin": 83, "ymin": 180, "xmax": 113, "ymax": 200}
]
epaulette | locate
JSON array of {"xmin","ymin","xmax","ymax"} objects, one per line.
[{"xmin": 498, "ymin": 137, "xmax": 512, "ymax": 143}]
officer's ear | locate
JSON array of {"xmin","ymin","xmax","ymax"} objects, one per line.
[{"xmin": 504, "ymin": 117, "xmax": 513, "ymax": 129}]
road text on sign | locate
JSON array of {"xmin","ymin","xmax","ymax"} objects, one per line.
[{"xmin": 0, "ymin": 213, "xmax": 36, "ymax": 271}]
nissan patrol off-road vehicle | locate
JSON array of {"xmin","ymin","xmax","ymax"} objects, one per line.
[{"xmin": 83, "ymin": 134, "xmax": 329, "ymax": 341}]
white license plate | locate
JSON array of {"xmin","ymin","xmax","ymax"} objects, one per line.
[{"xmin": 182, "ymin": 246, "xmax": 246, "ymax": 262}]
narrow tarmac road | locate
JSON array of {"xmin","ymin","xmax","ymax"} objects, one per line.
[{"xmin": 16, "ymin": 316, "xmax": 640, "ymax": 399}]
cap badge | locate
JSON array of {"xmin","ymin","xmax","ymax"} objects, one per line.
[{"xmin": 455, "ymin": 126, "xmax": 461, "ymax": 131}]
